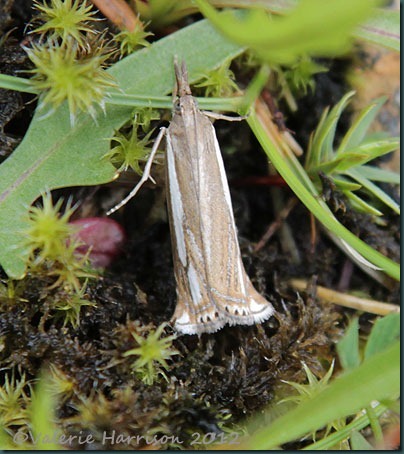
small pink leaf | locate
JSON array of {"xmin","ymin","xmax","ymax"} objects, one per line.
[{"xmin": 70, "ymin": 217, "xmax": 126, "ymax": 268}]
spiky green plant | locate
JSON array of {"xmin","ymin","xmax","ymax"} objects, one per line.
[
  {"xmin": 23, "ymin": 193, "xmax": 95, "ymax": 293},
  {"xmin": 133, "ymin": 106, "xmax": 160, "ymax": 133},
  {"xmin": 195, "ymin": 60, "xmax": 241, "ymax": 97},
  {"xmin": 24, "ymin": 194, "xmax": 76, "ymax": 265},
  {"xmin": 106, "ymin": 122, "xmax": 155, "ymax": 175},
  {"xmin": 282, "ymin": 55, "xmax": 327, "ymax": 95},
  {"xmin": 25, "ymin": 38, "xmax": 115, "ymax": 124},
  {"xmin": 123, "ymin": 323, "xmax": 179, "ymax": 385},
  {"xmin": 46, "ymin": 364, "xmax": 76, "ymax": 401},
  {"xmin": 53, "ymin": 282, "xmax": 96, "ymax": 328},
  {"xmin": 0, "ymin": 373, "xmax": 32, "ymax": 428},
  {"xmin": 115, "ymin": 22, "xmax": 153, "ymax": 56},
  {"xmin": 32, "ymin": 0, "xmax": 98, "ymax": 45}
]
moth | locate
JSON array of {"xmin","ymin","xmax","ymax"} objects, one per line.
[
  {"xmin": 108, "ymin": 61, "xmax": 274, "ymax": 335},
  {"xmin": 166, "ymin": 61, "xmax": 274, "ymax": 334}
]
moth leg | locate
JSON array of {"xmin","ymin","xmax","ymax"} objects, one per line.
[
  {"xmin": 202, "ymin": 111, "xmax": 248, "ymax": 122},
  {"xmin": 106, "ymin": 127, "xmax": 166, "ymax": 216}
]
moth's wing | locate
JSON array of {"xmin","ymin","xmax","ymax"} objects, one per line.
[
  {"xmin": 166, "ymin": 122, "xmax": 227, "ymax": 334},
  {"xmin": 198, "ymin": 120, "xmax": 274, "ymax": 326},
  {"xmin": 166, "ymin": 110, "xmax": 273, "ymax": 335}
]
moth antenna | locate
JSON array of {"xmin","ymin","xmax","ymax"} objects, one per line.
[{"xmin": 174, "ymin": 59, "xmax": 191, "ymax": 97}]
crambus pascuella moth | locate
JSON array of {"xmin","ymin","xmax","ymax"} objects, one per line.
[
  {"xmin": 108, "ymin": 61, "xmax": 274, "ymax": 334},
  {"xmin": 166, "ymin": 61, "xmax": 274, "ymax": 334}
]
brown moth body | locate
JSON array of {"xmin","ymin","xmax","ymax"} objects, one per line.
[{"xmin": 166, "ymin": 62, "xmax": 274, "ymax": 334}]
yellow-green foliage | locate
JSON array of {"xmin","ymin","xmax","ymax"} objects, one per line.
[
  {"xmin": 32, "ymin": 0, "xmax": 98, "ymax": 45},
  {"xmin": 115, "ymin": 22, "xmax": 152, "ymax": 56},
  {"xmin": 26, "ymin": 39, "xmax": 115, "ymax": 124},
  {"xmin": 195, "ymin": 60, "xmax": 240, "ymax": 98},
  {"xmin": 106, "ymin": 122, "xmax": 155, "ymax": 175},
  {"xmin": 123, "ymin": 323, "xmax": 179, "ymax": 385}
]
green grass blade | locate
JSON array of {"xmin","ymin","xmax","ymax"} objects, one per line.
[
  {"xmin": 305, "ymin": 107, "xmax": 328, "ymax": 169},
  {"xmin": 315, "ymin": 136, "xmax": 399, "ymax": 175},
  {"xmin": 355, "ymin": 165, "xmax": 400, "ymax": 184},
  {"xmin": 248, "ymin": 111, "xmax": 400, "ymax": 280},
  {"xmin": 309, "ymin": 92, "xmax": 355, "ymax": 169},
  {"xmin": 240, "ymin": 341, "xmax": 399, "ymax": 449},
  {"xmin": 0, "ymin": 73, "xmax": 38, "ymax": 94},
  {"xmin": 302, "ymin": 403, "xmax": 388, "ymax": 450},
  {"xmin": 0, "ymin": 17, "xmax": 243, "ymax": 278},
  {"xmin": 337, "ymin": 96, "xmax": 387, "ymax": 154},
  {"xmin": 346, "ymin": 169, "xmax": 400, "ymax": 214},
  {"xmin": 339, "ymin": 138, "xmax": 400, "ymax": 168},
  {"xmin": 343, "ymin": 190, "xmax": 383, "ymax": 216},
  {"xmin": 332, "ymin": 176, "xmax": 362, "ymax": 191}
]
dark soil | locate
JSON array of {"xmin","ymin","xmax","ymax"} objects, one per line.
[{"xmin": 0, "ymin": 0, "xmax": 399, "ymax": 450}]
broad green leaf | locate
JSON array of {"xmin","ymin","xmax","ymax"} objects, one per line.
[
  {"xmin": 356, "ymin": 165, "xmax": 400, "ymax": 184},
  {"xmin": 238, "ymin": 341, "xmax": 399, "ymax": 449},
  {"xmin": 336, "ymin": 318, "xmax": 361, "ymax": 370},
  {"xmin": 350, "ymin": 430, "xmax": 374, "ymax": 450},
  {"xmin": 346, "ymin": 169, "xmax": 400, "ymax": 214},
  {"xmin": 364, "ymin": 313, "xmax": 400, "ymax": 360},
  {"xmin": 195, "ymin": 0, "xmax": 380, "ymax": 64},
  {"xmin": 337, "ymin": 96, "xmax": 388, "ymax": 154},
  {"xmin": 355, "ymin": 8, "xmax": 400, "ymax": 52},
  {"xmin": 0, "ymin": 17, "xmax": 243, "ymax": 278}
]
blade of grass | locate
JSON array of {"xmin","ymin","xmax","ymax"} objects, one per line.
[
  {"xmin": 303, "ymin": 402, "xmax": 388, "ymax": 450},
  {"xmin": 345, "ymin": 168, "xmax": 400, "ymax": 214},
  {"xmin": 336, "ymin": 96, "xmax": 387, "ymax": 154},
  {"xmin": 0, "ymin": 73, "xmax": 38, "ymax": 94},
  {"xmin": 342, "ymin": 190, "xmax": 383, "ymax": 216},
  {"xmin": 355, "ymin": 165, "xmax": 400, "ymax": 184}
]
